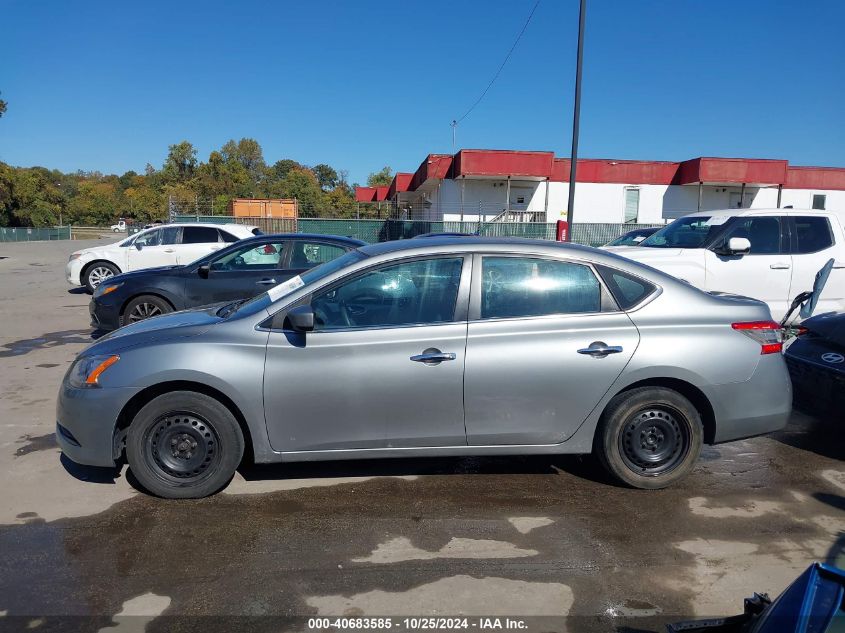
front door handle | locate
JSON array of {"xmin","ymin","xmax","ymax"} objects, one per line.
[
  {"xmin": 410, "ymin": 348, "xmax": 457, "ymax": 365},
  {"xmin": 577, "ymin": 342, "xmax": 623, "ymax": 358},
  {"xmin": 770, "ymin": 263, "xmax": 791, "ymax": 270},
  {"xmin": 257, "ymin": 278, "xmax": 277, "ymax": 285},
  {"xmin": 164, "ymin": 248, "xmax": 175, "ymax": 253}
]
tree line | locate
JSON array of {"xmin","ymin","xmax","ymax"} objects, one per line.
[{"xmin": 0, "ymin": 137, "xmax": 395, "ymax": 227}]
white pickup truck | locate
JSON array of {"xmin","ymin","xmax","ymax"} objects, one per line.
[{"xmin": 604, "ymin": 208, "xmax": 845, "ymax": 320}]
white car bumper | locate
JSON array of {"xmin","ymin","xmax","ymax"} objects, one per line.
[{"xmin": 66, "ymin": 259, "xmax": 84, "ymax": 286}]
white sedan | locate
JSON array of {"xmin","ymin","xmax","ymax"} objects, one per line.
[{"xmin": 66, "ymin": 223, "xmax": 260, "ymax": 292}]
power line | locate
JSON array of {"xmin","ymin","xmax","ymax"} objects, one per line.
[{"xmin": 453, "ymin": 0, "xmax": 541, "ymax": 126}]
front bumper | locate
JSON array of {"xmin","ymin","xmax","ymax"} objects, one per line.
[
  {"xmin": 785, "ymin": 351, "xmax": 845, "ymax": 413},
  {"xmin": 66, "ymin": 259, "xmax": 84, "ymax": 286},
  {"xmin": 90, "ymin": 297, "xmax": 121, "ymax": 331},
  {"xmin": 56, "ymin": 383, "xmax": 139, "ymax": 467},
  {"xmin": 707, "ymin": 354, "xmax": 793, "ymax": 443}
]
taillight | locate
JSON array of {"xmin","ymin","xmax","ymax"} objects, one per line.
[{"xmin": 731, "ymin": 321, "xmax": 783, "ymax": 354}]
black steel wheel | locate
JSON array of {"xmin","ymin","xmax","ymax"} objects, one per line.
[
  {"xmin": 618, "ymin": 406, "xmax": 689, "ymax": 476},
  {"xmin": 595, "ymin": 387, "xmax": 702, "ymax": 489},
  {"xmin": 143, "ymin": 413, "xmax": 221, "ymax": 484},
  {"xmin": 126, "ymin": 391, "xmax": 245, "ymax": 499}
]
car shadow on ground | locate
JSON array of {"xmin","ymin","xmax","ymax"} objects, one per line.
[
  {"xmin": 770, "ymin": 408, "xmax": 844, "ymax": 462},
  {"xmin": 67, "ymin": 287, "xmax": 88, "ymax": 295},
  {"xmin": 59, "ymin": 454, "xmax": 123, "ymax": 484},
  {"xmin": 236, "ymin": 452, "xmax": 612, "ymax": 486}
]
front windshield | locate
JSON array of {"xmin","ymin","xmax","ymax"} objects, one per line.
[
  {"xmin": 231, "ymin": 249, "xmax": 369, "ymax": 315},
  {"xmin": 639, "ymin": 216, "xmax": 730, "ymax": 248}
]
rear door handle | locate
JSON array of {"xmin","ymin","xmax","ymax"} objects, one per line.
[
  {"xmin": 770, "ymin": 263, "xmax": 791, "ymax": 270},
  {"xmin": 410, "ymin": 350, "xmax": 457, "ymax": 365},
  {"xmin": 577, "ymin": 342, "xmax": 623, "ymax": 358},
  {"xmin": 833, "ymin": 261, "xmax": 845, "ymax": 269},
  {"xmin": 257, "ymin": 278, "xmax": 277, "ymax": 285}
]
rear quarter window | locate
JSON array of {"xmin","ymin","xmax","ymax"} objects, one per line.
[{"xmin": 595, "ymin": 265, "xmax": 657, "ymax": 310}]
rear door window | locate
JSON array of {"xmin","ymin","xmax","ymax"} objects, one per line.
[
  {"xmin": 480, "ymin": 257, "xmax": 602, "ymax": 319},
  {"xmin": 288, "ymin": 242, "xmax": 348, "ymax": 269},
  {"xmin": 181, "ymin": 226, "xmax": 222, "ymax": 244},
  {"xmin": 793, "ymin": 216, "xmax": 834, "ymax": 253},
  {"xmin": 595, "ymin": 265, "xmax": 656, "ymax": 309}
]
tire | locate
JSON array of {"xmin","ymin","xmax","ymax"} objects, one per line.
[
  {"xmin": 121, "ymin": 295, "xmax": 173, "ymax": 326},
  {"xmin": 83, "ymin": 261, "xmax": 120, "ymax": 293},
  {"xmin": 595, "ymin": 387, "xmax": 703, "ymax": 489},
  {"xmin": 126, "ymin": 391, "xmax": 244, "ymax": 499}
]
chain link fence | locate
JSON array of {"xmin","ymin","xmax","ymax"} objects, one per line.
[
  {"xmin": 0, "ymin": 226, "xmax": 72, "ymax": 242},
  {"xmin": 173, "ymin": 215, "xmax": 663, "ymax": 247}
]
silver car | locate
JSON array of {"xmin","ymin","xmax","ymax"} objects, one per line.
[{"xmin": 56, "ymin": 237, "xmax": 792, "ymax": 498}]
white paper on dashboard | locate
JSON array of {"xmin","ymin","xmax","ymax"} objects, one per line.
[{"xmin": 266, "ymin": 275, "xmax": 305, "ymax": 302}]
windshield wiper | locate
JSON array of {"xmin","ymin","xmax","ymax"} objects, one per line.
[{"xmin": 217, "ymin": 299, "xmax": 247, "ymax": 318}]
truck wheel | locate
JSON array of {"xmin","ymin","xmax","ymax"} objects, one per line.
[
  {"xmin": 595, "ymin": 387, "xmax": 702, "ymax": 489},
  {"xmin": 84, "ymin": 262, "xmax": 119, "ymax": 293},
  {"xmin": 126, "ymin": 391, "xmax": 244, "ymax": 499}
]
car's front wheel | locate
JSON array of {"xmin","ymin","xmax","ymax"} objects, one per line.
[
  {"xmin": 595, "ymin": 387, "xmax": 702, "ymax": 489},
  {"xmin": 84, "ymin": 262, "xmax": 119, "ymax": 293},
  {"xmin": 121, "ymin": 295, "xmax": 173, "ymax": 326},
  {"xmin": 126, "ymin": 391, "xmax": 245, "ymax": 499}
]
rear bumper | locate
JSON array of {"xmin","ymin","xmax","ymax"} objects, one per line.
[
  {"xmin": 56, "ymin": 383, "xmax": 138, "ymax": 467},
  {"xmin": 707, "ymin": 354, "xmax": 793, "ymax": 443}
]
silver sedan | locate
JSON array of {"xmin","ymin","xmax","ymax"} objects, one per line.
[{"xmin": 56, "ymin": 237, "xmax": 792, "ymax": 498}]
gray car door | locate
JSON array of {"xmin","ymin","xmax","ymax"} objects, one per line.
[
  {"xmin": 464, "ymin": 254, "xmax": 640, "ymax": 446},
  {"xmin": 263, "ymin": 255, "xmax": 471, "ymax": 453}
]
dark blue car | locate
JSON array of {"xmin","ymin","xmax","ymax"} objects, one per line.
[
  {"xmin": 785, "ymin": 311, "xmax": 845, "ymax": 415},
  {"xmin": 89, "ymin": 233, "xmax": 365, "ymax": 331},
  {"xmin": 669, "ymin": 563, "xmax": 845, "ymax": 632}
]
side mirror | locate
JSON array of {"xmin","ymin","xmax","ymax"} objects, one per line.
[
  {"xmin": 286, "ymin": 305, "xmax": 315, "ymax": 332},
  {"xmin": 135, "ymin": 242, "xmax": 143, "ymax": 251},
  {"xmin": 716, "ymin": 237, "xmax": 751, "ymax": 256},
  {"xmin": 197, "ymin": 264, "xmax": 210, "ymax": 279}
]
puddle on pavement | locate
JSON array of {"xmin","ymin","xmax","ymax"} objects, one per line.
[
  {"xmin": 14, "ymin": 433, "xmax": 59, "ymax": 457},
  {"xmin": 0, "ymin": 330, "xmax": 92, "ymax": 358}
]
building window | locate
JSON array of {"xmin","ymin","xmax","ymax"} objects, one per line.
[
  {"xmin": 623, "ymin": 188, "xmax": 640, "ymax": 223},
  {"xmin": 812, "ymin": 194, "xmax": 826, "ymax": 210}
]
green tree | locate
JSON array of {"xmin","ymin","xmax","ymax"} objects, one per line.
[
  {"xmin": 0, "ymin": 91, "xmax": 6, "ymax": 118},
  {"xmin": 367, "ymin": 166, "xmax": 393, "ymax": 187},
  {"xmin": 221, "ymin": 138, "xmax": 265, "ymax": 180},
  {"xmin": 277, "ymin": 168, "xmax": 324, "ymax": 217},
  {"xmin": 313, "ymin": 164, "xmax": 339, "ymax": 191},
  {"xmin": 162, "ymin": 141, "xmax": 198, "ymax": 182},
  {"xmin": 269, "ymin": 159, "xmax": 300, "ymax": 182}
]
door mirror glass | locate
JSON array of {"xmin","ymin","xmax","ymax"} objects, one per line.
[
  {"xmin": 727, "ymin": 236, "xmax": 751, "ymax": 255},
  {"xmin": 287, "ymin": 305, "xmax": 315, "ymax": 332}
]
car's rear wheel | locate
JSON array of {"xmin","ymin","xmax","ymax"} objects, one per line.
[
  {"xmin": 126, "ymin": 391, "xmax": 244, "ymax": 499},
  {"xmin": 84, "ymin": 262, "xmax": 119, "ymax": 293},
  {"xmin": 121, "ymin": 295, "xmax": 173, "ymax": 326},
  {"xmin": 595, "ymin": 387, "xmax": 702, "ymax": 489}
]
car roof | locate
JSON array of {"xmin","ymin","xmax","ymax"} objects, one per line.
[
  {"xmin": 680, "ymin": 208, "xmax": 831, "ymax": 218},
  {"xmin": 358, "ymin": 236, "xmax": 603, "ymax": 258},
  {"xmin": 232, "ymin": 232, "xmax": 366, "ymax": 246}
]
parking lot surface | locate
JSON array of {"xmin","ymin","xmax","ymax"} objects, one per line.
[{"xmin": 0, "ymin": 239, "xmax": 843, "ymax": 632}]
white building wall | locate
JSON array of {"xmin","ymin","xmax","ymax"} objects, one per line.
[{"xmin": 425, "ymin": 178, "xmax": 845, "ymax": 225}]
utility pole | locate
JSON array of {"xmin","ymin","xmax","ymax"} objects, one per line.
[{"xmin": 566, "ymin": 0, "xmax": 587, "ymax": 241}]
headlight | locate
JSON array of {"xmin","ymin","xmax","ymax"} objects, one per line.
[
  {"xmin": 69, "ymin": 253, "xmax": 82, "ymax": 261},
  {"xmin": 94, "ymin": 282, "xmax": 123, "ymax": 298},
  {"xmin": 67, "ymin": 354, "xmax": 120, "ymax": 388}
]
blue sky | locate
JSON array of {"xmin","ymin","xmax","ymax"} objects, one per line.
[{"xmin": 1, "ymin": 0, "xmax": 844, "ymax": 184}]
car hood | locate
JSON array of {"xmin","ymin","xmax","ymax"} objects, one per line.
[
  {"xmin": 603, "ymin": 246, "xmax": 686, "ymax": 259},
  {"xmin": 83, "ymin": 305, "xmax": 224, "ymax": 355},
  {"xmin": 108, "ymin": 265, "xmax": 183, "ymax": 283},
  {"xmin": 72, "ymin": 239, "xmax": 126, "ymax": 258}
]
